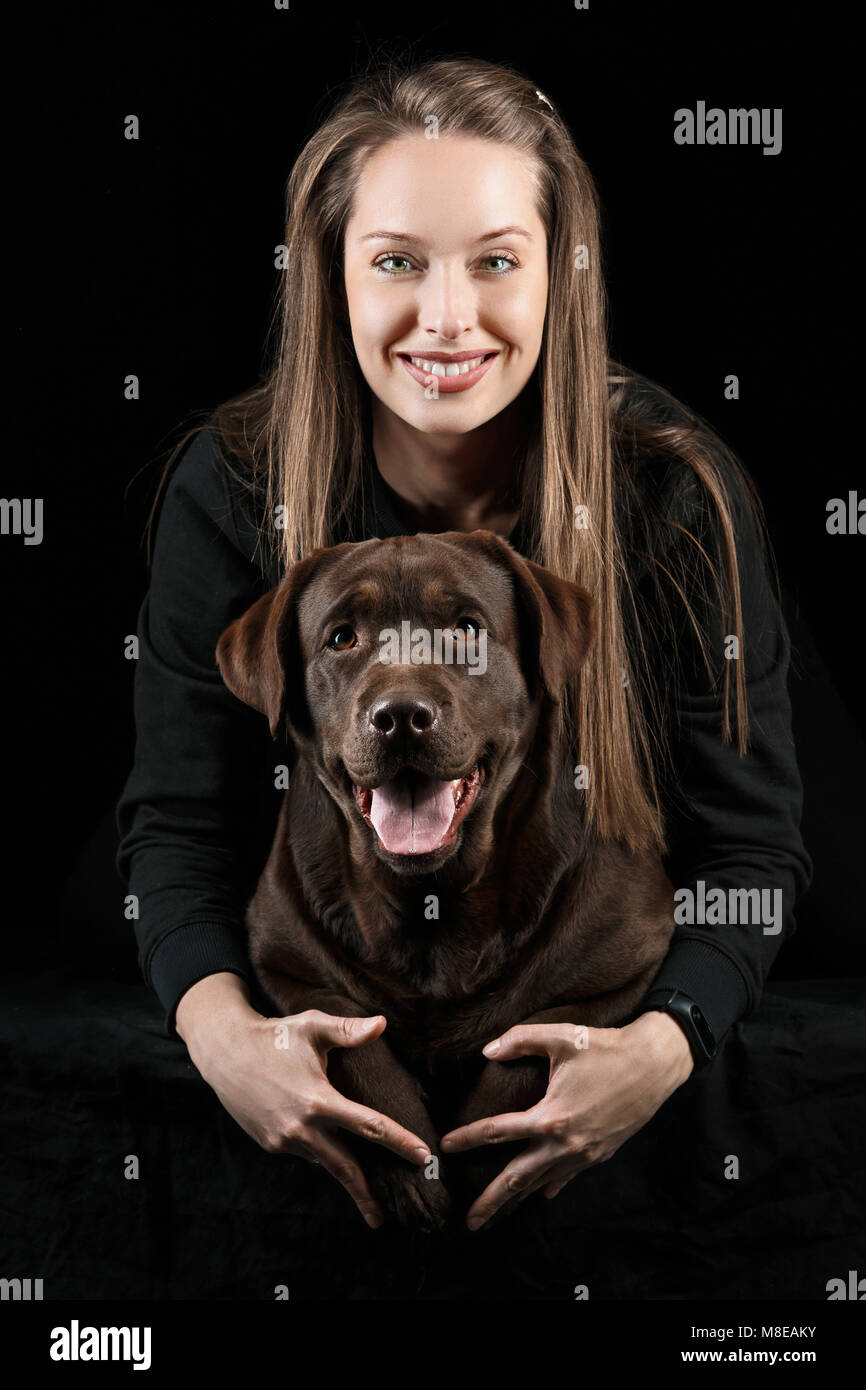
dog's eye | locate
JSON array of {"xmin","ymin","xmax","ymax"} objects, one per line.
[
  {"xmin": 327, "ymin": 626, "xmax": 358, "ymax": 651},
  {"xmin": 451, "ymin": 617, "xmax": 480, "ymax": 639}
]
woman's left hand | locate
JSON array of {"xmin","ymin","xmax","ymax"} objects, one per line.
[{"xmin": 439, "ymin": 1011, "xmax": 695, "ymax": 1230}]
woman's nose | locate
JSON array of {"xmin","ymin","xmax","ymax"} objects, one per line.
[{"xmin": 417, "ymin": 263, "xmax": 476, "ymax": 341}]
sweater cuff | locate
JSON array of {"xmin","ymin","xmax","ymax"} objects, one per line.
[
  {"xmin": 146, "ymin": 920, "xmax": 259, "ymax": 1040},
  {"xmin": 634, "ymin": 938, "xmax": 750, "ymax": 1047}
]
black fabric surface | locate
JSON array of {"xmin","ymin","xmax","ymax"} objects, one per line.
[{"xmin": 2, "ymin": 968, "xmax": 862, "ymax": 1301}]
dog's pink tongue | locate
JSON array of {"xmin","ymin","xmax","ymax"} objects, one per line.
[{"xmin": 369, "ymin": 771, "xmax": 455, "ymax": 854}]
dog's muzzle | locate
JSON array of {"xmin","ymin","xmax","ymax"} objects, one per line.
[{"xmin": 352, "ymin": 763, "xmax": 484, "ymax": 855}]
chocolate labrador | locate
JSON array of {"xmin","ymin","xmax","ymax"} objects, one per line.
[{"xmin": 216, "ymin": 530, "xmax": 675, "ymax": 1230}]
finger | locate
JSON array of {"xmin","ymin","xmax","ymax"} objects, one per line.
[
  {"xmin": 523, "ymin": 1156, "xmax": 578, "ymax": 1201},
  {"xmin": 544, "ymin": 1173, "xmax": 574, "ymax": 1199},
  {"xmin": 303, "ymin": 1131, "xmax": 384, "ymax": 1229},
  {"xmin": 465, "ymin": 1141, "xmax": 560, "ymax": 1230},
  {"xmin": 304, "ymin": 1011, "xmax": 388, "ymax": 1052},
  {"xmin": 441, "ymin": 1109, "xmax": 542, "ymax": 1153},
  {"xmin": 325, "ymin": 1091, "xmax": 432, "ymax": 1166},
  {"xmin": 544, "ymin": 1147, "xmax": 600, "ymax": 1196},
  {"xmin": 483, "ymin": 1022, "xmax": 588, "ymax": 1062},
  {"xmin": 512, "ymin": 1156, "xmax": 574, "ymax": 1203}
]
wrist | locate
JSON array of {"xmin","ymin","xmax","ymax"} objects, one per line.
[
  {"xmin": 630, "ymin": 1010, "xmax": 695, "ymax": 1085},
  {"xmin": 175, "ymin": 971, "xmax": 257, "ymax": 1055}
]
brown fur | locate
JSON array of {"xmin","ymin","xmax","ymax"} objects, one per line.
[{"xmin": 216, "ymin": 530, "xmax": 675, "ymax": 1229}]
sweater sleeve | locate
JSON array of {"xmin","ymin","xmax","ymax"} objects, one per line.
[
  {"xmin": 631, "ymin": 460, "xmax": 813, "ymax": 1046},
  {"xmin": 115, "ymin": 426, "xmax": 283, "ymax": 1037}
]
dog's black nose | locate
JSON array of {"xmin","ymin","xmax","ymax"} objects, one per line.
[{"xmin": 369, "ymin": 693, "xmax": 437, "ymax": 740}]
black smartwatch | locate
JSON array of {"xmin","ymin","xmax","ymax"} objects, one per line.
[{"xmin": 638, "ymin": 988, "xmax": 717, "ymax": 1071}]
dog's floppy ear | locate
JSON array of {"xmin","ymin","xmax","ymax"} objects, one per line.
[
  {"xmin": 441, "ymin": 530, "xmax": 595, "ymax": 704},
  {"xmin": 215, "ymin": 543, "xmax": 352, "ymax": 743}
]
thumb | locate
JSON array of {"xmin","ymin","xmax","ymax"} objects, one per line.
[
  {"xmin": 482, "ymin": 1023, "xmax": 562, "ymax": 1060},
  {"xmin": 317, "ymin": 1013, "xmax": 387, "ymax": 1049}
]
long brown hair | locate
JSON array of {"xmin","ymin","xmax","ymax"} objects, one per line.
[{"xmin": 143, "ymin": 54, "xmax": 778, "ymax": 857}]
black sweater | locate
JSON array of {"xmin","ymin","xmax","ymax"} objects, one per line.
[{"xmin": 115, "ymin": 422, "xmax": 812, "ymax": 1046}]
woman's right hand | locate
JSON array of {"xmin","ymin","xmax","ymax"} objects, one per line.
[{"xmin": 175, "ymin": 972, "xmax": 431, "ymax": 1228}]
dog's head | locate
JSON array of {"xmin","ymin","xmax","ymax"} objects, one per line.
[{"xmin": 216, "ymin": 531, "xmax": 594, "ymax": 876}]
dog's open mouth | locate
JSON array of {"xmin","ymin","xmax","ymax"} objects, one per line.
[{"xmin": 352, "ymin": 764, "xmax": 484, "ymax": 856}]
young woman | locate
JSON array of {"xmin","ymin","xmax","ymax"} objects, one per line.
[{"xmin": 116, "ymin": 56, "xmax": 811, "ymax": 1235}]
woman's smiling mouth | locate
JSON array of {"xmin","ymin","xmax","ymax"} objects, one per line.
[{"xmin": 397, "ymin": 350, "xmax": 499, "ymax": 393}]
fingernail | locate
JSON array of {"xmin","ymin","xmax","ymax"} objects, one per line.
[
  {"xmin": 483, "ymin": 1040, "xmax": 500, "ymax": 1055},
  {"xmin": 414, "ymin": 1147, "xmax": 431, "ymax": 1164},
  {"xmin": 440, "ymin": 1137, "xmax": 454, "ymax": 1150},
  {"xmin": 364, "ymin": 1207, "xmax": 383, "ymax": 1229},
  {"xmin": 467, "ymin": 1217, "xmax": 484, "ymax": 1231}
]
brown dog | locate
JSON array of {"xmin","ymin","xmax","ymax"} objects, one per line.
[{"xmin": 216, "ymin": 530, "xmax": 675, "ymax": 1230}]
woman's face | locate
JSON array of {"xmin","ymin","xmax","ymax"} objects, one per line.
[{"xmin": 342, "ymin": 133, "xmax": 548, "ymax": 436}]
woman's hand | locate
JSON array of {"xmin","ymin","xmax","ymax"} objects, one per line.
[
  {"xmin": 440, "ymin": 1011, "xmax": 694, "ymax": 1230},
  {"xmin": 175, "ymin": 973, "xmax": 432, "ymax": 1229}
]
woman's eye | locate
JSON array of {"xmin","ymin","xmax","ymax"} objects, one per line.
[
  {"xmin": 373, "ymin": 255, "xmax": 414, "ymax": 275},
  {"xmin": 480, "ymin": 254, "xmax": 518, "ymax": 273},
  {"xmin": 327, "ymin": 626, "xmax": 357, "ymax": 650}
]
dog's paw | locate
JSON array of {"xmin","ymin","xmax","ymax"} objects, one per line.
[{"xmin": 367, "ymin": 1158, "xmax": 452, "ymax": 1233}]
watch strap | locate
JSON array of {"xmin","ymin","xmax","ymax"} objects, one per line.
[{"xmin": 639, "ymin": 987, "xmax": 718, "ymax": 1070}]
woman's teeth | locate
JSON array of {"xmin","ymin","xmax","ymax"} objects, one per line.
[{"xmin": 408, "ymin": 355, "xmax": 487, "ymax": 377}]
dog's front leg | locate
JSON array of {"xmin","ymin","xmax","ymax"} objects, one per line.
[{"xmin": 257, "ymin": 974, "xmax": 451, "ymax": 1231}]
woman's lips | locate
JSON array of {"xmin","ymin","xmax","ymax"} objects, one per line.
[{"xmin": 397, "ymin": 351, "xmax": 499, "ymax": 393}]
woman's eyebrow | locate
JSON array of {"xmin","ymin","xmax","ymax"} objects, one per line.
[{"xmin": 357, "ymin": 226, "xmax": 535, "ymax": 245}]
